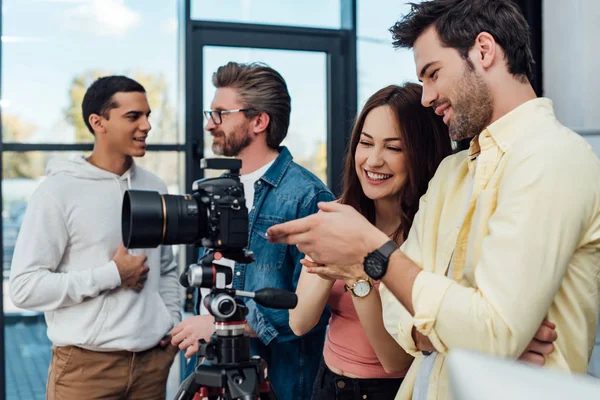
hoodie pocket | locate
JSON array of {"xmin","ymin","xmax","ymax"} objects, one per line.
[
  {"xmin": 148, "ymin": 292, "xmax": 175, "ymax": 337},
  {"xmin": 85, "ymin": 295, "xmax": 112, "ymax": 344}
]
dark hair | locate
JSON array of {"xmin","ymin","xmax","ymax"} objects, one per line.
[
  {"xmin": 213, "ymin": 62, "xmax": 291, "ymax": 149},
  {"xmin": 82, "ymin": 75, "xmax": 146, "ymax": 134},
  {"xmin": 390, "ymin": 0, "xmax": 534, "ymax": 82},
  {"xmin": 339, "ymin": 83, "xmax": 452, "ymax": 242}
]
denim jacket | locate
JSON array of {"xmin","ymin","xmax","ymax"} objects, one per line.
[
  {"xmin": 191, "ymin": 147, "xmax": 333, "ymax": 398},
  {"xmin": 198, "ymin": 147, "xmax": 333, "ymax": 345}
]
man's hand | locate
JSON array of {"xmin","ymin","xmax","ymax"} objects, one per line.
[
  {"xmin": 411, "ymin": 319, "xmax": 557, "ymax": 362},
  {"xmin": 158, "ymin": 334, "xmax": 179, "ymax": 355},
  {"xmin": 518, "ymin": 320, "xmax": 558, "ymax": 366},
  {"xmin": 267, "ymin": 201, "xmax": 388, "ymax": 265},
  {"xmin": 113, "ymin": 244, "xmax": 149, "ymax": 291},
  {"xmin": 171, "ymin": 315, "xmax": 215, "ymax": 359},
  {"xmin": 159, "ymin": 335, "xmax": 173, "ymax": 348},
  {"xmin": 412, "ymin": 327, "xmax": 435, "ymax": 353}
]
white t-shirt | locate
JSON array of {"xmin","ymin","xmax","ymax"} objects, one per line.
[{"xmin": 199, "ymin": 160, "xmax": 275, "ymax": 314}]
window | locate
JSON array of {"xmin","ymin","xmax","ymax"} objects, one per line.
[
  {"xmin": 2, "ymin": 1, "xmax": 184, "ymax": 398},
  {"xmin": 202, "ymin": 46, "xmax": 327, "ymax": 183},
  {"xmin": 2, "ymin": 0, "xmax": 180, "ymax": 144},
  {"xmin": 191, "ymin": 0, "xmax": 342, "ymax": 29},
  {"xmin": 357, "ymin": 0, "xmax": 420, "ymax": 106}
]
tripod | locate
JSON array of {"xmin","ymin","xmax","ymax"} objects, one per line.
[
  {"xmin": 173, "ymin": 303, "xmax": 276, "ymax": 400},
  {"xmin": 175, "ymin": 251, "xmax": 297, "ymax": 400}
]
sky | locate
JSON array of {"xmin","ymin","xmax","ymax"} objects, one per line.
[{"xmin": 1, "ymin": 0, "xmax": 419, "ymax": 150}]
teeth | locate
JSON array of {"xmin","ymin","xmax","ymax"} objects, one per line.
[
  {"xmin": 443, "ymin": 109, "xmax": 448, "ymax": 115},
  {"xmin": 366, "ymin": 171, "xmax": 392, "ymax": 181}
]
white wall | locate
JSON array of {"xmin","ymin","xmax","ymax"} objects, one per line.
[
  {"xmin": 544, "ymin": 0, "xmax": 600, "ymax": 377},
  {"xmin": 543, "ymin": 0, "xmax": 600, "ymax": 131}
]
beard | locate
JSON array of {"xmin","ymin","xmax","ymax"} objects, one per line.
[
  {"xmin": 211, "ymin": 124, "xmax": 253, "ymax": 157},
  {"xmin": 444, "ymin": 66, "xmax": 494, "ymax": 142}
]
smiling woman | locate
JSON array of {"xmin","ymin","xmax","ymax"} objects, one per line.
[
  {"xmin": 341, "ymin": 83, "xmax": 451, "ymax": 242},
  {"xmin": 288, "ymin": 83, "xmax": 452, "ymax": 400}
]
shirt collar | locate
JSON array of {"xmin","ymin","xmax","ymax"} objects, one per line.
[
  {"xmin": 468, "ymin": 97, "xmax": 555, "ymax": 161},
  {"xmin": 260, "ymin": 146, "xmax": 293, "ymax": 187}
]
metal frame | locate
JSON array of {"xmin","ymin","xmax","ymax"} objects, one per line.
[
  {"xmin": 181, "ymin": 0, "xmax": 357, "ymax": 282},
  {"xmin": 3, "ymin": 143, "xmax": 186, "ymax": 152},
  {"xmin": 184, "ymin": 5, "xmax": 357, "ymax": 195},
  {"xmin": 1, "ymin": 143, "xmax": 185, "ymax": 152},
  {"xmin": 0, "ymin": 0, "xmax": 5, "ymax": 396}
]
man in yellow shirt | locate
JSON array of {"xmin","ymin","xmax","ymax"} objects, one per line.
[{"xmin": 266, "ymin": 0, "xmax": 600, "ymax": 399}]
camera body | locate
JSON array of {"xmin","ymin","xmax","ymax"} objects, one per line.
[
  {"xmin": 192, "ymin": 158, "xmax": 249, "ymax": 252},
  {"xmin": 122, "ymin": 158, "xmax": 252, "ymax": 262}
]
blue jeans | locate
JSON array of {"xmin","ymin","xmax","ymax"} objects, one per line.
[{"xmin": 252, "ymin": 331, "xmax": 325, "ymax": 400}]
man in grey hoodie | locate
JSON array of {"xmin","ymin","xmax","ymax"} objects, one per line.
[{"xmin": 9, "ymin": 76, "xmax": 181, "ymax": 400}]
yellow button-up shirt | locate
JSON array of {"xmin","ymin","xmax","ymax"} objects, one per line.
[{"xmin": 381, "ymin": 98, "xmax": 600, "ymax": 400}]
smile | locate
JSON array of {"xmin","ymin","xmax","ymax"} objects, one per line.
[{"xmin": 365, "ymin": 170, "xmax": 393, "ymax": 181}]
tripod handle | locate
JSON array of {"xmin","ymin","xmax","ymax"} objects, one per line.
[{"xmin": 253, "ymin": 288, "xmax": 298, "ymax": 309}]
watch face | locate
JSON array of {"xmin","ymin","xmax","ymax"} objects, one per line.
[
  {"xmin": 365, "ymin": 253, "xmax": 385, "ymax": 279},
  {"xmin": 353, "ymin": 281, "xmax": 371, "ymax": 297}
]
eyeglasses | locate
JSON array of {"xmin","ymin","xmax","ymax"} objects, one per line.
[{"xmin": 203, "ymin": 109, "xmax": 249, "ymax": 125}]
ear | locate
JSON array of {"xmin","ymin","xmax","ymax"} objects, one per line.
[
  {"xmin": 472, "ymin": 32, "xmax": 497, "ymax": 70},
  {"xmin": 88, "ymin": 114, "xmax": 107, "ymax": 135},
  {"xmin": 251, "ymin": 111, "xmax": 270, "ymax": 135}
]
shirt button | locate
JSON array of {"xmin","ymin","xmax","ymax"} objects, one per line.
[
  {"xmin": 252, "ymin": 206, "xmax": 256, "ymax": 210},
  {"xmin": 236, "ymin": 271, "xmax": 241, "ymax": 276},
  {"xmin": 257, "ymin": 181, "xmax": 262, "ymax": 185},
  {"xmin": 500, "ymin": 140, "xmax": 508, "ymax": 150},
  {"xmin": 337, "ymin": 381, "xmax": 346, "ymax": 389},
  {"xmin": 363, "ymin": 396, "xmax": 368, "ymax": 399}
]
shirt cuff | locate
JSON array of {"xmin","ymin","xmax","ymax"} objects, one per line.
[
  {"xmin": 245, "ymin": 300, "xmax": 279, "ymax": 345},
  {"xmin": 380, "ymin": 283, "xmax": 420, "ymax": 357},
  {"xmin": 412, "ymin": 271, "xmax": 454, "ymax": 354},
  {"xmin": 252, "ymin": 313, "xmax": 279, "ymax": 345},
  {"xmin": 92, "ymin": 261, "xmax": 122, "ymax": 291}
]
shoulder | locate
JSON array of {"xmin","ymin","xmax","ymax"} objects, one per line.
[
  {"xmin": 278, "ymin": 161, "xmax": 334, "ymax": 203},
  {"xmin": 31, "ymin": 175, "xmax": 73, "ymax": 206},
  {"xmin": 508, "ymin": 122, "xmax": 600, "ymax": 182},
  {"xmin": 133, "ymin": 165, "xmax": 169, "ymax": 193}
]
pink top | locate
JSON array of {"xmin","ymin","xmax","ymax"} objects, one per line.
[{"xmin": 322, "ymin": 279, "xmax": 405, "ymax": 379}]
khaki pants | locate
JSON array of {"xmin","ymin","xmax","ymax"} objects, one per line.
[{"xmin": 46, "ymin": 344, "xmax": 178, "ymax": 400}]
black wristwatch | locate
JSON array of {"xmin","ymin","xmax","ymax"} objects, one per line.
[{"xmin": 363, "ymin": 240, "xmax": 399, "ymax": 280}]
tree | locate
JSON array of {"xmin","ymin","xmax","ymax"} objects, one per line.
[
  {"xmin": 64, "ymin": 70, "xmax": 180, "ymax": 187},
  {"xmin": 2, "ymin": 114, "xmax": 45, "ymax": 179},
  {"xmin": 65, "ymin": 70, "xmax": 108, "ymax": 143}
]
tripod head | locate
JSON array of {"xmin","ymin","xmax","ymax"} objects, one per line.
[{"xmin": 175, "ymin": 250, "xmax": 297, "ymax": 400}]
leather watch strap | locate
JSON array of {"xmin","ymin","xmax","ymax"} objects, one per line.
[{"xmin": 378, "ymin": 240, "xmax": 399, "ymax": 258}]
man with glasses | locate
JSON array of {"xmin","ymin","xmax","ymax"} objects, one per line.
[{"xmin": 170, "ymin": 61, "xmax": 334, "ymax": 400}]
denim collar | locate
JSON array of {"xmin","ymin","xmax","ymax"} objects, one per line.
[{"xmin": 260, "ymin": 146, "xmax": 293, "ymax": 188}]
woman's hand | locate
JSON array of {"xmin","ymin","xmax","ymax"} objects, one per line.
[{"xmin": 301, "ymin": 258, "xmax": 368, "ymax": 285}]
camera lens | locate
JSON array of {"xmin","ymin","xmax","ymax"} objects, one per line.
[{"xmin": 122, "ymin": 190, "xmax": 208, "ymax": 248}]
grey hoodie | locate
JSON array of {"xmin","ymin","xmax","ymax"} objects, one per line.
[{"xmin": 9, "ymin": 155, "xmax": 181, "ymax": 352}]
